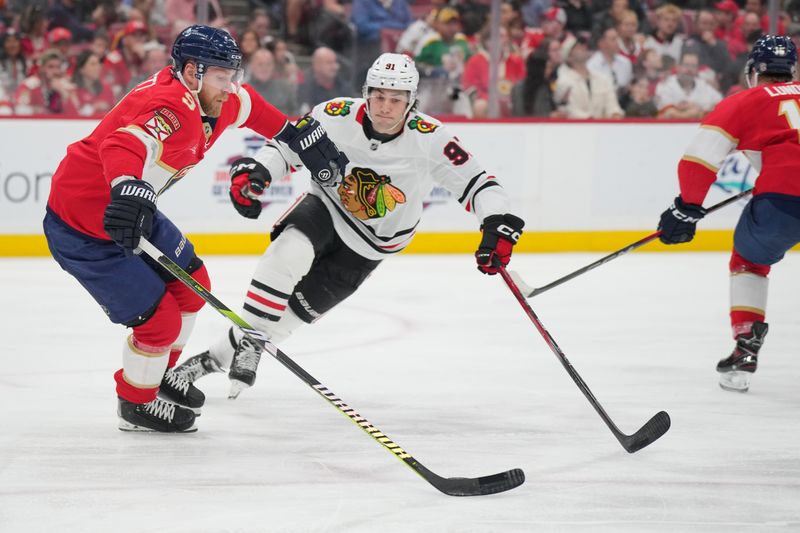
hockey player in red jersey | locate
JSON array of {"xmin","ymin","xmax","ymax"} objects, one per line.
[
  {"xmin": 657, "ymin": 35, "xmax": 799, "ymax": 392},
  {"xmin": 173, "ymin": 53, "xmax": 526, "ymax": 398},
  {"xmin": 42, "ymin": 25, "xmax": 349, "ymax": 432}
]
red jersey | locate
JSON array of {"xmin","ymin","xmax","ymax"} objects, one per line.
[
  {"xmin": 48, "ymin": 66, "xmax": 288, "ymax": 239},
  {"xmin": 678, "ymin": 81, "xmax": 800, "ymax": 204}
]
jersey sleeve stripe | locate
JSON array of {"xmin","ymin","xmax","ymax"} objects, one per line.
[
  {"xmin": 700, "ymin": 124, "xmax": 739, "ymax": 144},
  {"xmin": 232, "ymin": 87, "xmax": 253, "ymax": 129},
  {"xmin": 457, "ymin": 171, "xmax": 487, "ymax": 204},
  {"xmin": 683, "ymin": 126, "xmax": 738, "ymax": 171},
  {"xmin": 680, "ymin": 155, "xmax": 719, "ymax": 173}
]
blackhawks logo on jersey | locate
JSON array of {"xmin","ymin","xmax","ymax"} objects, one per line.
[
  {"xmin": 407, "ymin": 116, "xmax": 438, "ymax": 134},
  {"xmin": 323, "ymin": 100, "xmax": 353, "ymax": 117},
  {"xmin": 338, "ymin": 167, "xmax": 406, "ymax": 220}
]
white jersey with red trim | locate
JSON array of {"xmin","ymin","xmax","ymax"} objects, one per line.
[{"xmin": 254, "ymin": 98, "xmax": 511, "ymax": 260}]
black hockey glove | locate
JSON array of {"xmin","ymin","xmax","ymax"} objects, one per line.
[
  {"xmin": 229, "ymin": 157, "xmax": 271, "ymax": 219},
  {"xmin": 658, "ymin": 196, "xmax": 706, "ymax": 244},
  {"xmin": 476, "ymin": 213, "xmax": 525, "ymax": 275},
  {"xmin": 276, "ymin": 117, "xmax": 349, "ymax": 187},
  {"xmin": 103, "ymin": 179, "xmax": 157, "ymax": 254}
]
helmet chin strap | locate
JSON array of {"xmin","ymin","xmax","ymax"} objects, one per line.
[
  {"xmin": 363, "ymin": 89, "xmax": 413, "ymax": 134},
  {"xmin": 175, "ymin": 68, "xmax": 208, "ymax": 116},
  {"xmin": 746, "ymin": 71, "xmax": 759, "ymax": 89}
]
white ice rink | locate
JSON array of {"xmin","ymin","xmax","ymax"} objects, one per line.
[{"xmin": 1, "ymin": 252, "xmax": 798, "ymax": 532}]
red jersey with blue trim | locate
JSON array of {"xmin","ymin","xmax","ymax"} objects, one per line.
[
  {"xmin": 47, "ymin": 66, "xmax": 288, "ymax": 239},
  {"xmin": 678, "ymin": 81, "xmax": 800, "ymax": 204}
]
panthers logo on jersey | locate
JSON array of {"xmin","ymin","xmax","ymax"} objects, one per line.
[
  {"xmin": 323, "ymin": 100, "xmax": 353, "ymax": 117},
  {"xmin": 407, "ymin": 116, "xmax": 438, "ymax": 134},
  {"xmin": 337, "ymin": 167, "xmax": 406, "ymax": 220}
]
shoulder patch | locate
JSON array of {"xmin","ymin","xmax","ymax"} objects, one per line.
[
  {"xmin": 407, "ymin": 116, "xmax": 439, "ymax": 134},
  {"xmin": 323, "ymin": 100, "xmax": 353, "ymax": 116},
  {"xmin": 156, "ymin": 107, "xmax": 181, "ymax": 131},
  {"xmin": 144, "ymin": 110, "xmax": 177, "ymax": 142}
]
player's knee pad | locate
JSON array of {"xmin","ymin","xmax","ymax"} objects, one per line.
[
  {"xmin": 166, "ymin": 256, "xmax": 209, "ymax": 313},
  {"xmin": 131, "ymin": 291, "xmax": 182, "ymax": 351},
  {"xmin": 729, "ymin": 249, "xmax": 771, "ymax": 276},
  {"xmin": 289, "ymin": 252, "xmax": 381, "ymax": 322}
]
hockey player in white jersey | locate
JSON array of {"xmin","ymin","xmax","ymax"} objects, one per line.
[{"xmin": 174, "ymin": 53, "xmax": 525, "ymax": 398}]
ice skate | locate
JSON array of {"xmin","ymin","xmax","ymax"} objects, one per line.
[
  {"xmin": 117, "ymin": 397, "xmax": 197, "ymax": 432},
  {"xmin": 228, "ymin": 336, "xmax": 262, "ymax": 399},
  {"xmin": 158, "ymin": 368, "xmax": 205, "ymax": 414},
  {"xmin": 172, "ymin": 351, "xmax": 224, "ymax": 383},
  {"xmin": 717, "ymin": 321, "xmax": 768, "ymax": 393}
]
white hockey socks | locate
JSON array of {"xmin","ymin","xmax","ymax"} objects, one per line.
[
  {"xmin": 209, "ymin": 226, "xmax": 315, "ymax": 367},
  {"xmin": 730, "ymin": 271, "xmax": 768, "ymax": 338}
]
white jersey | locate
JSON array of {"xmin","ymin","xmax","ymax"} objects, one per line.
[{"xmin": 253, "ymin": 98, "xmax": 511, "ymax": 261}]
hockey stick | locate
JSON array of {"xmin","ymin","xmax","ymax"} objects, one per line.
[
  {"xmin": 499, "ymin": 266, "xmax": 670, "ymax": 453},
  {"xmin": 510, "ymin": 189, "xmax": 753, "ymax": 298},
  {"xmin": 136, "ymin": 237, "xmax": 524, "ymax": 496}
]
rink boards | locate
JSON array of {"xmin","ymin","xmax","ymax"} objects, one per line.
[{"xmin": 0, "ymin": 118, "xmax": 757, "ymax": 256}]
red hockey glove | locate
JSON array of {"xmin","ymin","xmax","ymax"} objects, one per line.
[
  {"xmin": 229, "ymin": 157, "xmax": 271, "ymax": 219},
  {"xmin": 476, "ymin": 213, "xmax": 525, "ymax": 275}
]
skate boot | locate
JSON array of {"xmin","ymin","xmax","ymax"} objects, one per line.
[
  {"xmin": 118, "ymin": 397, "xmax": 197, "ymax": 432},
  {"xmin": 172, "ymin": 351, "xmax": 224, "ymax": 383},
  {"xmin": 717, "ymin": 321, "xmax": 768, "ymax": 393},
  {"xmin": 228, "ymin": 336, "xmax": 262, "ymax": 400},
  {"xmin": 158, "ymin": 368, "xmax": 205, "ymax": 415}
]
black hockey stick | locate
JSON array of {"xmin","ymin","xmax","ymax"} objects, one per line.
[
  {"xmin": 499, "ymin": 266, "xmax": 670, "ymax": 453},
  {"xmin": 510, "ymin": 189, "xmax": 753, "ymax": 298},
  {"xmin": 136, "ymin": 237, "xmax": 524, "ymax": 496}
]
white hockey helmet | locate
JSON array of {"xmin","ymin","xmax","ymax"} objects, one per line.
[{"xmin": 362, "ymin": 53, "xmax": 419, "ymax": 117}]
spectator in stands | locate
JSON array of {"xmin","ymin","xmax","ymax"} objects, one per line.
[
  {"xmin": 71, "ymin": 50, "xmax": 115, "ymax": 116},
  {"xmin": 591, "ymin": 0, "xmax": 628, "ymax": 42},
  {"xmin": 0, "ymin": 29, "xmax": 29, "ymax": 95},
  {"xmin": 512, "ymin": 38, "xmax": 562, "ymax": 117},
  {"xmin": 47, "ymin": 0, "xmax": 94, "ymax": 42},
  {"xmin": 655, "ymin": 51, "xmax": 721, "ymax": 119},
  {"xmin": 561, "ymin": 0, "xmax": 592, "ymax": 36},
  {"xmin": 522, "ymin": 7, "xmax": 570, "ymax": 58},
  {"xmin": 47, "ymin": 27, "xmax": 73, "ymax": 69},
  {"xmin": 246, "ymin": 48, "xmax": 298, "ymax": 115},
  {"xmin": 643, "ymin": 4, "xmax": 685, "ymax": 64},
  {"xmin": 462, "ymin": 25, "xmax": 526, "ymax": 117},
  {"xmin": 90, "ymin": 31, "xmax": 110, "ymax": 64},
  {"xmin": 587, "ymin": 27, "xmax": 632, "ymax": 97},
  {"xmin": 298, "ymin": 46, "xmax": 351, "ymax": 113},
  {"xmin": 520, "ymin": 0, "xmax": 553, "ymax": 28},
  {"xmin": 164, "ymin": 0, "xmax": 226, "ymax": 34},
  {"xmin": 19, "ymin": 4, "xmax": 50, "ymax": 61},
  {"xmin": 266, "ymin": 39, "xmax": 302, "ymax": 85},
  {"xmin": 682, "ymin": 9, "xmax": 731, "ymax": 86},
  {"xmin": 636, "ymin": 48, "xmax": 665, "ymax": 95},
  {"xmin": 741, "ymin": 11, "xmax": 764, "ymax": 43},
  {"xmin": 103, "ymin": 20, "xmax": 148, "ymax": 99},
  {"xmin": 125, "ymin": 40, "xmax": 168, "ymax": 91},
  {"xmin": 713, "ymin": 0, "xmax": 746, "ymax": 59},
  {"xmin": 416, "ymin": 7, "xmax": 471, "ymax": 75},
  {"xmin": 239, "ymin": 30, "xmax": 261, "ymax": 66},
  {"xmin": 616, "ymin": 9, "xmax": 641, "ymax": 64},
  {"xmin": 625, "ymin": 76, "xmax": 657, "ymax": 117},
  {"xmin": 554, "ymin": 35, "xmax": 623, "ymax": 118},
  {"xmin": 352, "ymin": 0, "xmax": 412, "ymax": 83},
  {"xmin": 246, "ymin": 8, "xmax": 273, "ymax": 46},
  {"xmin": 14, "ymin": 49, "xmax": 76, "ymax": 115},
  {"xmin": 0, "ymin": 83, "xmax": 12, "ymax": 115},
  {"xmin": 396, "ymin": 0, "xmax": 446, "ymax": 57}
]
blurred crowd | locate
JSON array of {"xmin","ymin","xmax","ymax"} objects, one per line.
[{"xmin": 0, "ymin": 0, "xmax": 798, "ymax": 119}]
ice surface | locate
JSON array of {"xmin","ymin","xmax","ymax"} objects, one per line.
[{"xmin": 1, "ymin": 252, "xmax": 798, "ymax": 532}]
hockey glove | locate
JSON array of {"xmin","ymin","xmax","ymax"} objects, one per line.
[
  {"xmin": 276, "ymin": 117, "xmax": 349, "ymax": 187},
  {"xmin": 229, "ymin": 157, "xmax": 271, "ymax": 219},
  {"xmin": 658, "ymin": 196, "xmax": 706, "ymax": 244},
  {"xmin": 103, "ymin": 179, "xmax": 157, "ymax": 254},
  {"xmin": 476, "ymin": 213, "xmax": 525, "ymax": 275}
]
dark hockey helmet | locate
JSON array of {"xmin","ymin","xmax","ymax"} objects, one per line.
[
  {"xmin": 745, "ymin": 35, "xmax": 798, "ymax": 86},
  {"xmin": 171, "ymin": 25, "xmax": 243, "ymax": 83}
]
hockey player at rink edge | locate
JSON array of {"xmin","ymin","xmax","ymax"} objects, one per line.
[
  {"xmin": 42, "ymin": 24, "xmax": 349, "ymax": 433},
  {"xmin": 657, "ymin": 35, "xmax": 800, "ymax": 393},
  {"xmin": 174, "ymin": 53, "xmax": 526, "ymax": 400}
]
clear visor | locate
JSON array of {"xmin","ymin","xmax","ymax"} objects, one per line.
[
  {"xmin": 366, "ymin": 89, "xmax": 411, "ymax": 107},
  {"xmin": 201, "ymin": 66, "xmax": 244, "ymax": 93}
]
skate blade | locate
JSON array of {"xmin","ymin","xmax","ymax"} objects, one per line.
[
  {"xmin": 718, "ymin": 370, "xmax": 751, "ymax": 393},
  {"xmin": 228, "ymin": 379, "xmax": 250, "ymax": 399},
  {"xmin": 118, "ymin": 419, "xmax": 198, "ymax": 433},
  {"xmin": 156, "ymin": 392, "xmax": 202, "ymax": 416}
]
